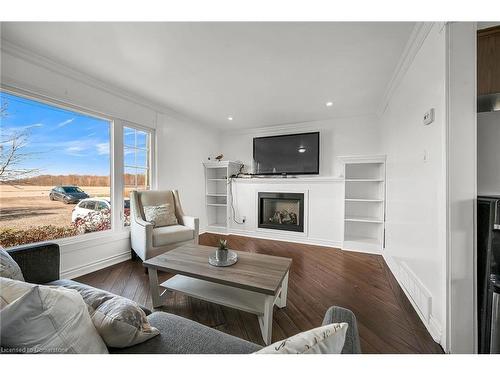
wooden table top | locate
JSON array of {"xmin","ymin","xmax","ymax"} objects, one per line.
[{"xmin": 143, "ymin": 243, "xmax": 292, "ymax": 295}]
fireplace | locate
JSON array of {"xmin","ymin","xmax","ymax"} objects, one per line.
[{"xmin": 258, "ymin": 192, "xmax": 304, "ymax": 232}]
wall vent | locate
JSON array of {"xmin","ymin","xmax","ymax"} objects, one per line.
[{"xmin": 398, "ymin": 262, "xmax": 432, "ymax": 320}]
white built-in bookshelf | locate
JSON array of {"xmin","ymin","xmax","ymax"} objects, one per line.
[
  {"xmin": 340, "ymin": 155, "xmax": 386, "ymax": 253},
  {"xmin": 203, "ymin": 161, "xmax": 242, "ymax": 233}
]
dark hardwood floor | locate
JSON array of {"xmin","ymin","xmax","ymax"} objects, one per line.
[{"xmin": 75, "ymin": 233, "xmax": 444, "ymax": 354}]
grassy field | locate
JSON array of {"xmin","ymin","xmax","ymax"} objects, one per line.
[{"xmin": 0, "ymin": 185, "xmax": 110, "ymax": 230}]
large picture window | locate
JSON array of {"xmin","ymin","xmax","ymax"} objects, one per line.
[{"xmin": 0, "ymin": 90, "xmax": 155, "ymax": 247}]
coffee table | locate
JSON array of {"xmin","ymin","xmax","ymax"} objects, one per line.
[{"xmin": 143, "ymin": 243, "xmax": 292, "ymax": 345}]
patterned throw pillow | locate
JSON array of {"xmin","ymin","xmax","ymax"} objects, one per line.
[
  {"xmin": 143, "ymin": 203, "xmax": 178, "ymax": 227},
  {"xmin": 0, "ymin": 277, "xmax": 108, "ymax": 354},
  {"xmin": 49, "ymin": 279, "xmax": 159, "ymax": 348},
  {"xmin": 0, "ymin": 246, "xmax": 24, "ymax": 281},
  {"xmin": 255, "ymin": 323, "xmax": 348, "ymax": 354}
]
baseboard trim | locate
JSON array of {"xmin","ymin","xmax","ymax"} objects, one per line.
[
  {"xmin": 204, "ymin": 229, "xmax": 342, "ymax": 249},
  {"xmin": 428, "ymin": 315, "xmax": 443, "ymax": 343},
  {"xmin": 382, "ymin": 254, "xmax": 443, "ymax": 346},
  {"xmin": 61, "ymin": 251, "xmax": 131, "ymax": 280}
]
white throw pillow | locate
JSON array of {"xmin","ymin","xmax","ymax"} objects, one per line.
[
  {"xmin": 255, "ymin": 323, "xmax": 348, "ymax": 354},
  {"xmin": 143, "ymin": 203, "xmax": 178, "ymax": 227},
  {"xmin": 0, "ymin": 277, "xmax": 108, "ymax": 354},
  {"xmin": 49, "ymin": 279, "xmax": 159, "ymax": 348},
  {"xmin": 0, "ymin": 246, "xmax": 24, "ymax": 281}
]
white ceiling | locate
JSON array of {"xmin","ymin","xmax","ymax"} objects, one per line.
[{"xmin": 1, "ymin": 22, "xmax": 415, "ymax": 129}]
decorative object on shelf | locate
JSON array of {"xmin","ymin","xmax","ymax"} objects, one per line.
[
  {"xmin": 208, "ymin": 239, "xmax": 238, "ymax": 267},
  {"xmin": 215, "ymin": 154, "xmax": 224, "ymax": 162}
]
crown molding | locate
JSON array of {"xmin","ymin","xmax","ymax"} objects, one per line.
[
  {"xmin": 377, "ymin": 22, "xmax": 435, "ymax": 117},
  {"xmin": 223, "ymin": 113, "xmax": 378, "ymax": 136},
  {"xmin": 0, "ymin": 39, "xmax": 212, "ymax": 128}
]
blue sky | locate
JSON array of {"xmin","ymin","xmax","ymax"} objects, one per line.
[{"xmin": 1, "ymin": 92, "xmax": 111, "ymax": 175}]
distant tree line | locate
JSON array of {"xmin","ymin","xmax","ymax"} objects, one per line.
[{"xmin": 7, "ymin": 174, "xmax": 146, "ymax": 187}]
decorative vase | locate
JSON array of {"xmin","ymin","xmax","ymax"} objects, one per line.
[
  {"xmin": 216, "ymin": 239, "xmax": 229, "ymax": 262},
  {"xmin": 215, "ymin": 248, "xmax": 228, "ymax": 262}
]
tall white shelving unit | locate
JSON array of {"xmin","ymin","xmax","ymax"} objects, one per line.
[
  {"xmin": 203, "ymin": 161, "xmax": 241, "ymax": 234},
  {"xmin": 340, "ymin": 155, "xmax": 386, "ymax": 254}
]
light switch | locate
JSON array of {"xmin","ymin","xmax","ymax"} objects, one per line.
[{"xmin": 423, "ymin": 108, "xmax": 435, "ymax": 125}]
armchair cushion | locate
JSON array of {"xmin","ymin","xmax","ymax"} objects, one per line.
[
  {"xmin": 152, "ymin": 225, "xmax": 194, "ymax": 247},
  {"xmin": 137, "ymin": 191, "xmax": 176, "ymax": 221},
  {"xmin": 143, "ymin": 203, "xmax": 178, "ymax": 227}
]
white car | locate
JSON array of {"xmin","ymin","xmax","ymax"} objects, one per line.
[{"xmin": 71, "ymin": 197, "xmax": 130, "ymax": 225}]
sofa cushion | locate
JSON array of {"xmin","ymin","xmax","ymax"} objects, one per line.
[
  {"xmin": 47, "ymin": 279, "xmax": 159, "ymax": 348},
  {"xmin": 110, "ymin": 311, "xmax": 262, "ymax": 354},
  {"xmin": 0, "ymin": 246, "xmax": 24, "ymax": 281},
  {"xmin": 255, "ymin": 322, "xmax": 348, "ymax": 354},
  {"xmin": 0, "ymin": 277, "xmax": 108, "ymax": 354},
  {"xmin": 143, "ymin": 203, "xmax": 178, "ymax": 227},
  {"xmin": 152, "ymin": 225, "xmax": 194, "ymax": 247}
]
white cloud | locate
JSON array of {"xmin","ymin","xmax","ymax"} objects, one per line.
[
  {"xmin": 57, "ymin": 118, "xmax": 75, "ymax": 128},
  {"xmin": 96, "ymin": 142, "xmax": 110, "ymax": 155}
]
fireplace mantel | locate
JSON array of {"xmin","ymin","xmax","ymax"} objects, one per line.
[{"xmin": 233, "ymin": 176, "xmax": 343, "ymax": 184}]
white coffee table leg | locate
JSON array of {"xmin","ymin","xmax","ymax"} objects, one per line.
[
  {"xmin": 258, "ymin": 295, "xmax": 274, "ymax": 345},
  {"xmin": 148, "ymin": 267, "xmax": 163, "ymax": 308},
  {"xmin": 275, "ymin": 271, "xmax": 289, "ymax": 308}
]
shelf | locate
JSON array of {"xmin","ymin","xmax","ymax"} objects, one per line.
[
  {"xmin": 345, "ymin": 199, "xmax": 383, "ymax": 203},
  {"xmin": 207, "ymin": 203, "xmax": 227, "ymax": 207},
  {"xmin": 207, "ymin": 222, "xmax": 227, "ymax": 229},
  {"xmin": 345, "ymin": 179, "xmax": 384, "ymax": 182},
  {"xmin": 206, "ymin": 193, "xmax": 227, "ymax": 197},
  {"xmin": 344, "ymin": 236, "xmax": 380, "ymax": 246},
  {"xmin": 161, "ymin": 275, "xmax": 266, "ymax": 315},
  {"xmin": 345, "ymin": 216, "xmax": 383, "ymax": 223},
  {"xmin": 207, "ymin": 179, "xmax": 227, "ymax": 181}
]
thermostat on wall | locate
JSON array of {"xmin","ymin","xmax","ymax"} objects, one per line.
[{"xmin": 423, "ymin": 108, "xmax": 435, "ymax": 125}]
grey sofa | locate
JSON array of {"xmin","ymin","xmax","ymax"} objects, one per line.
[{"xmin": 6, "ymin": 243, "xmax": 361, "ymax": 354}]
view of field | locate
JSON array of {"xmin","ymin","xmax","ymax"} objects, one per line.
[{"xmin": 0, "ymin": 185, "xmax": 110, "ymax": 230}]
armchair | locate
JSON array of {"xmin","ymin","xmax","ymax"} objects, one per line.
[{"xmin": 130, "ymin": 190, "xmax": 199, "ymax": 261}]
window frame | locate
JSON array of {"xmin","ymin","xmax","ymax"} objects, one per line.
[
  {"xmin": 0, "ymin": 86, "xmax": 156, "ymax": 246},
  {"xmin": 121, "ymin": 122, "xmax": 155, "ymax": 227}
]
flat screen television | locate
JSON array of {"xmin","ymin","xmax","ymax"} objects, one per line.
[{"xmin": 253, "ymin": 132, "xmax": 320, "ymax": 175}]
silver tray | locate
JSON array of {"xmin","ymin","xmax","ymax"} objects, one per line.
[{"xmin": 208, "ymin": 250, "xmax": 238, "ymax": 267}]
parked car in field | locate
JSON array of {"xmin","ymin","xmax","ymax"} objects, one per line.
[
  {"xmin": 49, "ymin": 186, "xmax": 89, "ymax": 204},
  {"xmin": 71, "ymin": 197, "xmax": 130, "ymax": 233}
]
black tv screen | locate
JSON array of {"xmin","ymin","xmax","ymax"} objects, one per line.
[{"xmin": 253, "ymin": 132, "xmax": 320, "ymax": 175}]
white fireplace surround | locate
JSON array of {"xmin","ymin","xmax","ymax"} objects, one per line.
[{"xmin": 220, "ymin": 177, "xmax": 345, "ymax": 249}]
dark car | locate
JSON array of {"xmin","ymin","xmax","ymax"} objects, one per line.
[{"xmin": 49, "ymin": 185, "xmax": 89, "ymax": 204}]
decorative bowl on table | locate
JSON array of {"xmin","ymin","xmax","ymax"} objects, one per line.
[{"xmin": 208, "ymin": 239, "xmax": 238, "ymax": 267}]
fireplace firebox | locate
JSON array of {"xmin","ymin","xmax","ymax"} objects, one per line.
[{"xmin": 258, "ymin": 192, "xmax": 304, "ymax": 232}]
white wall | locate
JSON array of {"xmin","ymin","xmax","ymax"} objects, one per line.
[
  {"xmin": 156, "ymin": 113, "xmax": 221, "ymax": 231},
  {"xmin": 1, "ymin": 42, "xmax": 219, "ymax": 278},
  {"xmin": 221, "ymin": 115, "xmax": 381, "ymax": 177},
  {"xmin": 477, "ymin": 111, "xmax": 500, "ymax": 196},
  {"xmin": 379, "ymin": 23, "xmax": 448, "ymax": 347},
  {"xmin": 445, "ymin": 22, "xmax": 477, "ymax": 354}
]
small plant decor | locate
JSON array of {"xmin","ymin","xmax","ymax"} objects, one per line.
[{"xmin": 218, "ymin": 239, "xmax": 228, "ymax": 251}]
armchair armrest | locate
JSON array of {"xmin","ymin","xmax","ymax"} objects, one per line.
[
  {"xmin": 181, "ymin": 216, "xmax": 199, "ymax": 244},
  {"xmin": 322, "ymin": 306, "xmax": 361, "ymax": 354},
  {"xmin": 134, "ymin": 216, "xmax": 154, "ymax": 229},
  {"xmin": 7, "ymin": 242, "xmax": 60, "ymax": 284},
  {"xmin": 181, "ymin": 216, "xmax": 199, "ymax": 230}
]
